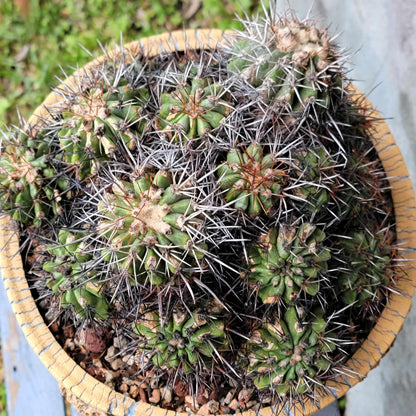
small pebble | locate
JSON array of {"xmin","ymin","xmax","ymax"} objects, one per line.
[
  {"xmin": 138, "ymin": 387, "xmax": 147, "ymax": 403},
  {"xmin": 121, "ymin": 376, "xmax": 134, "ymax": 386},
  {"xmin": 120, "ymin": 383, "xmax": 129, "ymax": 393},
  {"xmin": 110, "ymin": 358, "xmax": 123, "ymax": 371},
  {"xmin": 228, "ymin": 378, "xmax": 238, "ymax": 388},
  {"xmin": 174, "ymin": 379, "xmax": 188, "ymax": 397},
  {"xmin": 228, "ymin": 398, "xmax": 239, "ymax": 411},
  {"xmin": 64, "ymin": 339, "xmax": 75, "ymax": 351},
  {"xmin": 224, "ymin": 391, "xmax": 234, "ymax": 405},
  {"xmin": 122, "ymin": 355, "xmax": 136, "ymax": 366},
  {"xmin": 101, "ymin": 369, "xmax": 114, "ymax": 385},
  {"xmin": 245, "ymin": 400, "xmax": 257, "ymax": 409},
  {"xmin": 238, "ymin": 387, "xmax": 254, "ymax": 403},
  {"xmin": 133, "ymin": 379, "xmax": 148, "ymax": 389},
  {"xmin": 198, "ymin": 404, "xmax": 210, "ymax": 415},
  {"xmin": 92, "ymin": 359, "xmax": 103, "ymax": 368},
  {"xmin": 150, "ymin": 376, "xmax": 159, "ymax": 389},
  {"xmin": 113, "ymin": 336, "xmax": 128, "ymax": 350},
  {"xmin": 196, "ymin": 387, "xmax": 209, "ymax": 405},
  {"xmin": 207, "ymin": 400, "xmax": 220, "ymax": 414},
  {"xmin": 185, "ymin": 395, "xmax": 199, "ymax": 410},
  {"xmin": 105, "ymin": 345, "xmax": 117, "ymax": 361},
  {"xmin": 260, "ymin": 395, "xmax": 272, "ymax": 404},
  {"xmin": 161, "ymin": 386, "xmax": 173, "ymax": 404},
  {"xmin": 149, "ymin": 389, "xmax": 161, "ymax": 404},
  {"xmin": 129, "ymin": 385, "xmax": 140, "ymax": 399}
]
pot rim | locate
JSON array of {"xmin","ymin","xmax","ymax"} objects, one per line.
[{"xmin": 1, "ymin": 28, "xmax": 416, "ymax": 416}]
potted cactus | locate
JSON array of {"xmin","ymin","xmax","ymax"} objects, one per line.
[{"xmin": 1, "ymin": 6, "xmax": 415, "ymax": 416}]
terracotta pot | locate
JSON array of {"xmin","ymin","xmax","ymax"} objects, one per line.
[{"xmin": 1, "ymin": 29, "xmax": 416, "ymax": 416}]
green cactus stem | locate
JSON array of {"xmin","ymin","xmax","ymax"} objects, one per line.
[
  {"xmin": 157, "ymin": 77, "xmax": 231, "ymax": 141},
  {"xmin": 228, "ymin": 19, "xmax": 338, "ymax": 106},
  {"xmin": 342, "ymin": 150, "xmax": 392, "ymax": 219},
  {"xmin": 290, "ymin": 148, "xmax": 337, "ymax": 214},
  {"xmin": 133, "ymin": 301, "xmax": 229, "ymax": 373},
  {"xmin": 217, "ymin": 144, "xmax": 287, "ymax": 217},
  {"xmin": 58, "ymin": 81, "xmax": 149, "ymax": 179},
  {"xmin": 247, "ymin": 223, "xmax": 330, "ymax": 304},
  {"xmin": 97, "ymin": 171, "xmax": 207, "ymax": 285},
  {"xmin": 244, "ymin": 306, "xmax": 336, "ymax": 393},
  {"xmin": 43, "ymin": 229, "xmax": 109, "ymax": 319},
  {"xmin": 337, "ymin": 229, "xmax": 394, "ymax": 308},
  {"xmin": 0, "ymin": 131, "xmax": 66, "ymax": 225}
]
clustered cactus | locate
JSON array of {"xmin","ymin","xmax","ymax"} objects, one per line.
[
  {"xmin": 0, "ymin": 5, "xmax": 397, "ymax": 414},
  {"xmin": 247, "ymin": 223, "xmax": 330, "ymax": 304}
]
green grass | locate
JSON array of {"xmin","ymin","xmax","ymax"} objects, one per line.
[{"xmin": 0, "ymin": 0, "xmax": 269, "ymax": 126}]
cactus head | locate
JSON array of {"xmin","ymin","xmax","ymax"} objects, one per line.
[
  {"xmin": 244, "ymin": 306, "xmax": 336, "ymax": 394},
  {"xmin": 217, "ymin": 144, "xmax": 287, "ymax": 217},
  {"xmin": 58, "ymin": 80, "xmax": 149, "ymax": 179},
  {"xmin": 342, "ymin": 149, "xmax": 392, "ymax": 220},
  {"xmin": 97, "ymin": 170, "xmax": 207, "ymax": 285},
  {"xmin": 337, "ymin": 229, "xmax": 394, "ymax": 309},
  {"xmin": 289, "ymin": 148, "xmax": 336, "ymax": 215},
  {"xmin": 133, "ymin": 299, "xmax": 229, "ymax": 374},
  {"xmin": 228, "ymin": 17, "xmax": 339, "ymax": 108},
  {"xmin": 0, "ymin": 129, "xmax": 65, "ymax": 225},
  {"xmin": 157, "ymin": 77, "xmax": 231, "ymax": 142},
  {"xmin": 246, "ymin": 223, "xmax": 330, "ymax": 304}
]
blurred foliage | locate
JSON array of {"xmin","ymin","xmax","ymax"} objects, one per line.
[
  {"xmin": 0, "ymin": 337, "xmax": 5, "ymax": 416},
  {"xmin": 0, "ymin": 0, "xmax": 269, "ymax": 126},
  {"xmin": 338, "ymin": 397, "xmax": 347, "ymax": 414}
]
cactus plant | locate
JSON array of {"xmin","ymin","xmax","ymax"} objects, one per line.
[
  {"xmin": 336, "ymin": 228, "xmax": 394, "ymax": 310},
  {"xmin": 133, "ymin": 300, "xmax": 229, "ymax": 374},
  {"xmin": 246, "ymin": 223, "xmax": 331, "ymax": 304},
  {"xmin": 217, "ymin": 144, "xmax": 287, "ymax": 216},
  {"xmin": 0, "ymin": 128, "xmax": 66, "ymax": 225},
  {"xmin": 227, "ymin": 16, "xmax": 340, "ymax": 110},
  {"xmin": 96, "ymin": 171, "xmax": 208, "ymax": 285},
  {"xmin": 0, "ymin": 5, "xmax": 400, "ymax": 415},
  {"xmin": 244, "ymin": 307, "xmax": 336, "ymax": 393},
  {"xmin": 157, "ymin": 77, "xmax": 231, "ymax": 142},
  {"xmin": 58, "ymin": 77, "xmax": 149, "ymax": 179}
]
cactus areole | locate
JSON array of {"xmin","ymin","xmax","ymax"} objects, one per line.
[{"xmin": 1, "ymin": 7, "xmax": 413, "ymax": 416}]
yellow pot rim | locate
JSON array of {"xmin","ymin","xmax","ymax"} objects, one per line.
[{"xmin": 1, "ymin": 29, "xmax": 416, "ymax": 416}]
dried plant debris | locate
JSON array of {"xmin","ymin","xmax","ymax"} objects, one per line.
[{"xmin": 0, "ymin": 4, "xmax": 399, "ymax": 415}]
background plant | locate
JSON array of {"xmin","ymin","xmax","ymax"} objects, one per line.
[{"xmin": 0, "ymin": 0, "xmax": 268, "ymax": 126}]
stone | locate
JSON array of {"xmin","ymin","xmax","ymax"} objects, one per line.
[
  {"xmin": 161, "ymin": 386, "xmax": 173, "ymax": 404},
  {"xmin": 149, "ymin": 388, "xmax": 161, "ymax": 404}
]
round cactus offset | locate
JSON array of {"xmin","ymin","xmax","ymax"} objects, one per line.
[
  {"xmin": 58, "ymin": 79, "xmax": 149, "ymax": 179},
  {"xmin": 246, "ymin": 223, "xmax": 331, "ymax": 304},
  {"xmin": 157, "ymin": 77, "xmax": 231, "ymax": 142},
  {"xmin": 43, "ymin": 230, "xmax": 109, "ymax": 319},
  {"xmin": 337, "ymin": 229, "xmax": 394, "ymax": 309},
  {"xmin": 0, "ymin": 5, "xmax": 400, "ymax": 415},
  {"xmin": 217, "ymin": 144, "xmax": 287, "ymax": 217},
  {"xmin": 228, "ymin": 17, "xmax": 340, "ymax": 109},
  {"xmin": 244, "ymin": 307, "xmax": 335, "ymax": 393},
  {"xmin": 0, "ymin": 129, "xmax": 66, "ymax": 225},
  {"xmin": 97, "ymin": 170, "xmax": 207, "ymax": 285},
  {"xmin": 133, "ymin": 300, "xmax": 229, "ymax": 374}
]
